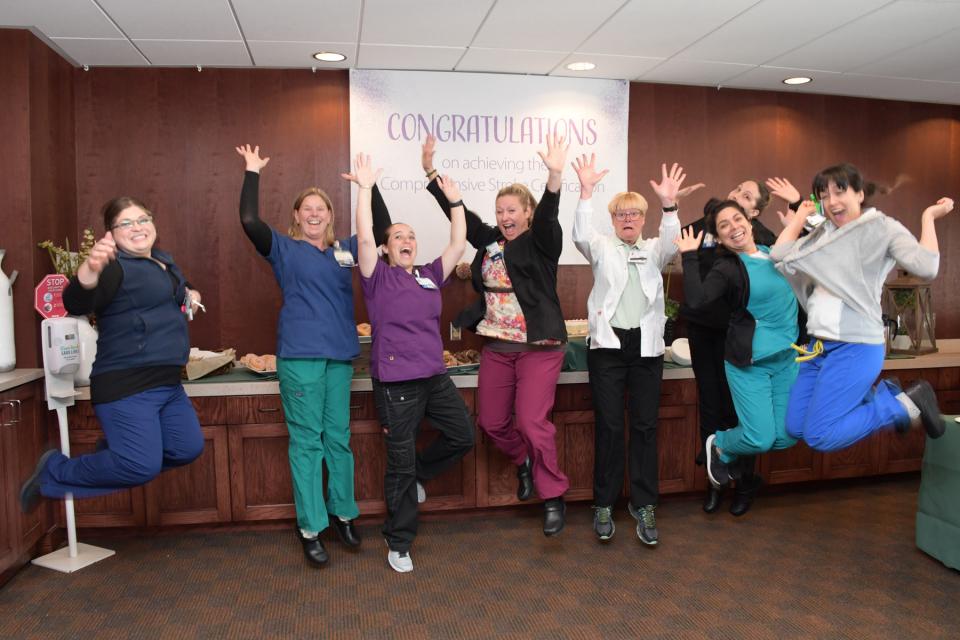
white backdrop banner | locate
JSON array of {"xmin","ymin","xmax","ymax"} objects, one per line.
[{"xmin": 349, "ymin": 69, "xmax": 629, "ymax": 265}]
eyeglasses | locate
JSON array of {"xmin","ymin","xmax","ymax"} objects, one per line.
[
  {"xmin": 613, "ymin": 210, "xmax": 644, "ymax": 221},
  {"xmin": 112, "ymin": 215, "xmax": 154, "ymax": 231}
]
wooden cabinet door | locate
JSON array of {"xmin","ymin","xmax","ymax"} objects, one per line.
[
  {"xmin": 9, "ymin": 382, "xmax": 48, "ymax": 551},
  {"xmin": 656, "ymin": 403, "xmax": 697, "ymax": 494},
  {"xmin": 143, "ymin": 398, "xmax": 231, "ymax": 526},
  {"xmin": 228, "ymin": 422, "xmax": 296, "ymax": 521},
  {"xmin": 555, "ymin": 409, "xmax": 595, "ymax": 502},
  {"xmin": 763, "ymin": 441, "xmax": 822, "ymax": 485},
  {"xmin": 821, "ymin": 436, "xmax": 880, "ymax": 479},
  {"xmin": 0, "ymin": 402, "xmax": 18, "ymax": 578}
]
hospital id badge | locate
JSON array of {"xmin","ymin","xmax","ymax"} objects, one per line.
[
  {"xmin": 414, "ymin": 276, "xmax": 438, "ymax": 290},
  {"xmin": 333, "ymin": 241, "xmax": 355, "ymax": 267},
  {"xmin": 627, "ymin": 248, "xmax": 648, "ymax": 264},
  {"xmin": 486, "ymin": 241, "xmax": 503, "ymax": 261}
]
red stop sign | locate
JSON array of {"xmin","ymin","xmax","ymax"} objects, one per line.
[{"xmin": 35, "ymin": 274, "xmax": 70, "ymax": 319}]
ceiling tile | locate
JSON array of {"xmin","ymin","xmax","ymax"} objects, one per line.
[
  {"xmin": 770, "ymin": 1, "xmax": 960, "ymax": 72},
  {"xmin": 0, "ymin": 0, "xmax": 122, "ymax": 38},
  {"xmin": 724, "ymin": 65, "xmax": 841, "ymax": 91},
  {"xmin": 456, "ymin": 47, "xmax": 568, "ymax": 75},
  {"xmin": 134, "ymin": 40, "xmax": 251, "ymax": 67},
  {"xmin": 50, "ymin": 37, "xmax": 148, "ymax": 66},
  {"xmin": 472, "ymin": 0, "xmax": 623, "ymax": 50},
  {"xmin": 96, "ymin": 0, "xmax": 240, "ymax": 40},
  {"xmin": 361, "ymin": 0, "xmax": 492, "ymax": 47},
  {"xmin": 358, "ymin": 44, "xmax": 464, "ymax": 71},
  {"xmin": 676, "ymin": 0, "xmax": 890, "ymax": 64},
  {"xmin": 578, "ymin": 0, "xmax": 756, "ymax": 57},
  {"xmin": 231, "ymin": 0, "xmax": 360, "ymax": 42},
  {"xmin": 852, "ymin": 29, "xmax": 960, "ymax": 82},
  {"xmin": 551, "ymin": 53, "xmax": 664, "ymax": 80},
  {"xmin": 247, "ymin": 40, "xmax": 354, "ymax": 68},
  {"xmin": 638, "ymin": 59, "xmax": 755, "ymax": 87}
]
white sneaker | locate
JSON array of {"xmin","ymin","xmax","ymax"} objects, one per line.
[
  {"xmin": 387, "ymin": 549, "xmax": 413, "ymax": 573},
  {"xmin": 416, "ymin": 481, "xmax": 426, "ymax": 504}
]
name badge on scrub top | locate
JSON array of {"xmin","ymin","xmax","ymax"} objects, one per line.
[
  {"xmin": 701, "ymin": 232, "xmax": 717, "ymax": 249},
  {"xmin": 414, "ymin": 269, "xmax": 438, "ymax": 290},
  {"xmin": 485, "ymin": 241, "xmax": 503, "ymax": 261},
  {"xmin": 332, "ymin": 241, "xmax": 355, "ymax": 267},
  {"xmin": 627, "ymin": 247, "xmax": 648, "ymax": 264}
]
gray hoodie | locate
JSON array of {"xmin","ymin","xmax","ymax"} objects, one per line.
[{"xmin": 769, "ymin": 208, "xmax": 938, "ymax": 345}]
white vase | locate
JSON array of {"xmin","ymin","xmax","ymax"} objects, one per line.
[
  {"xmin": 892, "ymin": 334, "xmax": 912, "ymax": 351},
  {"xmin": 73, "ymin": 315, "xmax": 98, "ymax": 387},
  {"xmin": 0, "ymin": 249, "xmax": 16, "ymax": 372}
]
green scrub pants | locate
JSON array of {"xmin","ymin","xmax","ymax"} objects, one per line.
[
  {"xmin": 278, "ymin": 357, "xmax": 359, "ymax": 532},
  {"xmin": 717, "ymin": 349, "xmax": 798, "ymax": 463}
]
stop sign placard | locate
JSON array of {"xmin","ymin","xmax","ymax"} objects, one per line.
[{"xmin": 35, "ymin": 274, "xmax": 70, "ymax": 319}]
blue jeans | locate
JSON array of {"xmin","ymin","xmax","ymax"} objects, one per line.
[
  {"xmin": 41, "ymin": 385, "xmax": 204, "ymax": 498},
  {"xmin": 785, "ymin": 340, "xmax": 907, "ymax": 452}
]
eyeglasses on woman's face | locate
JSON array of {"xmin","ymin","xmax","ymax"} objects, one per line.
[
  {"xmin": 112, "ymin": 215, "xmax": 154, "ymax": 231},
  {"xmin": 612, "ymin": 209, "xmax": 644, "ymax": 221}
]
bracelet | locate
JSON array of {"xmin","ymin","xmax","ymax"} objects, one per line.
[
  {"xmin": 662, "ymin": 204, "xmax": 678, "ymax": 212},
  {"xmin": 448, "ymin": 200, "xmax": 464, "ymax": 208},
  {"xmin": 358, "ymin": 184, "xmax": 373, "ymax": 190},
  {"xmin": 426, "ymin": 169, "xmax": 438, "ymax": 179}
]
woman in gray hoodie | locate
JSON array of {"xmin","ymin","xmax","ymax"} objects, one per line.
[{"xmin": 771, "ymin": 163, "xmax": 953, "ymax": 451}]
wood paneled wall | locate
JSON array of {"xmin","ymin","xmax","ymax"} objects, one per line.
[
  {"xmin": 0, "ymin": 30, "xmax": 76, "ymax": 368},
  {"xmin": 3, "ymin": 28, "xmax": 959, "ymax": 359}
]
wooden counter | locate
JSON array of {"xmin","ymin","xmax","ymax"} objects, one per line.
[{"xmin": 50, "ymin": 342, "xmax": 960, "ymax": 531}]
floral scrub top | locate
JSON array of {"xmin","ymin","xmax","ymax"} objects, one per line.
[{"xmin": 476, "ymin": 240, "xmax": 561, "ymax": 346}]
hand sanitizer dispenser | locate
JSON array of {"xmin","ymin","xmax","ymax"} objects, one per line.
[
  {"xmin": 41, "ymin": 317, "xmax": 80, "ymax": 405},
  {"xmin": 33, "ymin": 316, "xmax": 115, "ymax": 573}
]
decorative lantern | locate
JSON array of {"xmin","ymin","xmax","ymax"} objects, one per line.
[{"xmin": 882, "ymin": 270, "xmax": 937, "ymax": 355}]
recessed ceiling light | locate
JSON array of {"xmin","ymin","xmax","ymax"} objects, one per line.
[
  {"xmin": 782, "ymin": 76, "xmax": 812, "ymax": 85},
  {"xmin": 566, "ymin": 61, "xmax": 596, "ymax": 72},
  {"xmin": 313, "ymin": 51, "xmax": 346, "ymax": 62}
]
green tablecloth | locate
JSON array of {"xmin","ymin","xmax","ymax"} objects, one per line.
[{"xmin": 917, "ymin": 415, "xmax": 960, "ymax": 570}]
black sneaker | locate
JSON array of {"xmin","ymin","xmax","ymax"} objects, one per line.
[
  {"xmin": 19, "ymin": 448, "xmax": 57, "ymax": 514},
  {"xmin": 592, "ymin": 505, "xmax": 615, "ymax": 541},
  {"xmin": 628, "ymin": 502, "xmax": 658, "ymax": 546},
  {"xmin": 705, "ymin": 434, "xmax": 731, "ymax": 488},
  {"xmin": 905, "ymin": 380, "xmax": 945, "ymax": 438}
]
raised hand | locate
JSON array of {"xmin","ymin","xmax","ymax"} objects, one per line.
[
  {"xmin": 571, "ymin": 153, "xmax": 609, "ymax": 198},
  {"xmin": 674, "ymin": 225, "xmax": 703, "ymax": 253},
  {"xmin": 77, "ymin": 231, "xmax": 118, "ymax": 289},
  {"xmin": 649, "ymin": 162, "xmax": 687, "ymax": 208},
  {"xmin": 436, "ymin": 174, "xmax": 462, "ymax": 203},
  {"xmin": 923, "ymin": 197, "xmax": 954, "ymax": 221},
  {"xmin": 778, "ymin": 199, "xmax": 816, "ymax": 228},
  {"xmin": 538, "ymin": 134, "xmax": 569, "ymax": 176},
  {"xmin": 766, "ymin": 177, "xmax": 801, "ymax": 205},
  {"xmin": 422, "ymin": 134, "xmax": 437, "ymax": 174},
  {"xmin": 341, "ymin": 153, "xmax": 382, "ymax": 188},
  {"xmin": 85, "ymin": 231, "xmax": 118, "ymax": 274},
  {"xmin": 235, "ymin": 144, "xmax": 270, "ymax": 173},
  {"xmin": 676, "ymin": 183, "xmax": 706, "ymax": 200}
]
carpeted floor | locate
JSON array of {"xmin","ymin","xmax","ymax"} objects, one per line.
[{"xmin": 1, "ymin": 475, "xmax": 956, "ymax": 640}]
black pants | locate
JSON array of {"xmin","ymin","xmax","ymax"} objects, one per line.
[
  {"xmin": 589, "ymin": 328, "xmax": 664, "ymax": 508},
  {"xmin": 372, "ymin": 373, "xmax": 475, "ymax": 552},
  {"xmin": 687, "ymin": 322, "xmax": 756, "ymax": 479}
]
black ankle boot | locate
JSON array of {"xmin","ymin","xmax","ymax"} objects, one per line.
[
  {"xmin": 543, "ymin": 497, "xmax": 566, "ymax": 536},
  {"xmin": 729, "ymin": 476, "xmax": 762, "ymax": 517},
  {"xmin": 295, "ymin": 527, "xmax": 329, "ymax": 566},
  {"xmin": 702, "ymin": 486, "xmax": 722, "ymax": 514},
  {"xmin": 517, "ymin": 459, "xmax": 534, "ymax": 501}
]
